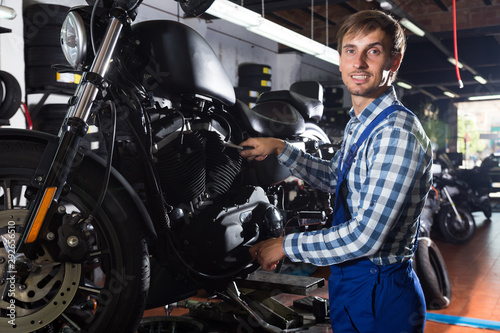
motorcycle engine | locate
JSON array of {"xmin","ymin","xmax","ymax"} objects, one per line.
[
  {"xmin": 153, "ymin": 117, "xmax": 282, "ymax": 278},
  {"xmin": 155, "ymin": 126, "xmax": 242, "ymax": 207}
]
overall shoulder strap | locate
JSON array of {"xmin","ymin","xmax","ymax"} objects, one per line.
[{"xmin": 340, "ymin": 104, "xmax": 412, "ymax": 176}]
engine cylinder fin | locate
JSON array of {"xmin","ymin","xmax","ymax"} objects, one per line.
[
  {"xmin": 156, "ymin": 132, "xmax": 206, "ymax": 205},
  {"xmin": 205, "ymin": 131, "xmax": 242, "ymax": 196},
  {"xmin": 155, "ymin": 129, "xmax": 243, "ymax": 207}
]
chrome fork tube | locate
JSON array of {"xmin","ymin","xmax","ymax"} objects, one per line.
[
  {"xmin": 17, "ymin": 14, "xmax": 126, "ymax": 250},
  {"xmin": 66, "ymin": 16, "xmax": 124, "ymax": 122},
  {"xmin": 442, "ymin": 186, "xmax": 464, "ymax": 223}
]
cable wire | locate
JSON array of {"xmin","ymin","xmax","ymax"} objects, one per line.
[{"xmin": 453, "ymin": 0, "xmax": 463, "ymax": 89}]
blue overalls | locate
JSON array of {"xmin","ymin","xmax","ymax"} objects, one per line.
[{"xmin": 328, "ymin": 105, "xmax": 426, "ymax": 332}]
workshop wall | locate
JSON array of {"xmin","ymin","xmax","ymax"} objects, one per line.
[{"xmin": 0, "ymin": 0, "xmax": 342, "ymax": 130}]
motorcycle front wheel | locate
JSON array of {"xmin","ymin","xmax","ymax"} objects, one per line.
[
  {"xmin": 437, "ymin": 204, "xmax": 476, "ymax": 244},
  {"xmin": 0, "ymin": 138, "xmax": 149, "ymax": 333}
]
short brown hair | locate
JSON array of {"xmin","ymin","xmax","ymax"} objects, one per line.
[{"xmin": 337, "ymin": 10, "xmax": 406, "ymax": 58}]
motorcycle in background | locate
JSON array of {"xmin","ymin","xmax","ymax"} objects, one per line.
[
  {"xmin": 432, "ymin": 162, "xmax": 476, "ymax": 244},
  {"xmin": 454, "ymin": 163, "xmax": 494, "ymax": 219},
  {"xmin": 437, "ymin": 153, "xmax": 492, "ymax": 219},
  {"xmin": 0, "ymin": 1, "xmax": 333, "ymax": 332}
]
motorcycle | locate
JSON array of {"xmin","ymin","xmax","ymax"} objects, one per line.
[
  {"xmin": 0, "ymin": 1, "xmax": 333, "ymax": 332},
  {"xmin": 438, "ymin": 153, "xmax": 493, "ymax": 219},
  {"xmin": 432, "ymin": 164, "xmax": 476, "ymax": 244}
]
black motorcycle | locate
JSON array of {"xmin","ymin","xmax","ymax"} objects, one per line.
[
  {"xmin": 437, "ymin": 153, "xmax": 493, "ymax": 219},
  {"xmin": 0, "ymin": 1, "xmax": 332, "ymax": 332},
  {"xmin": 432, "ymin": 166, "xmax": 476, "ymax": 244}
]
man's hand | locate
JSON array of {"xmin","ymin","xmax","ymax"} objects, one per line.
[
  {"xmin": 249, "ymin": 237, "xmax": 286, "ymax": 271},
  {"xmin": 239, "ymin": 137, "xmax": 286, "ymax": 161}
]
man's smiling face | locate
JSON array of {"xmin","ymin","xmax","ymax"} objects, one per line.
[{"xmin": 339, "ymin": 27, "xmax": 401, "ymax": 108}]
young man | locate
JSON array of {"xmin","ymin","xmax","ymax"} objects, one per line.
[{"xmin": 239, "ymin": 10, "xmax": 433, "ymax": 333}]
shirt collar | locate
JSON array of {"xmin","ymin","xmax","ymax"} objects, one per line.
[{"xmin": 348, "ymin": 86, "xmax": 399, "ymax": 126}]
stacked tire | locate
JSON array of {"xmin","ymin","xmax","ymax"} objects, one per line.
[
  {"xmin": 23, "ymin": 4, "xmax": 103, "ymax": 156},
  {"xmin": 24, "ymin": 4, "xmax": 78, "ymax": 93},
  {"xmin": 37, "ymin": 103, "xmax": 106, "ymax": 157},
  {"xmin": 236, "ymin": 64, "xmax": 272, "ymax": 107},
  {"xmin": 0, "ymin": 71, "xmax": 22, "ymax": 122}
]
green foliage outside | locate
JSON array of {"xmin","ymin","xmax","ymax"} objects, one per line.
[{"xmin": 457, "ymin": 115, "xmax": 486, "ymax": 156}]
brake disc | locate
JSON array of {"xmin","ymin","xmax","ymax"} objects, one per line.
[{"xmin": 0, "ymin": 209, "xmax": 81, "ymax": 332}]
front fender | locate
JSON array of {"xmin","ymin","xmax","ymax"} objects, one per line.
[{"xmin": 0, "ymin": 128, "xmax": 156, "ymax": 238}]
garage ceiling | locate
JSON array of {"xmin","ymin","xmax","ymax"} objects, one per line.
[{"xmin": 211, "ymin": 0, "xmax": 500, "ymax": 102}]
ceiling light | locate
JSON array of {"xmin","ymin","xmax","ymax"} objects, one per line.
[
  {"xmin": 396, "ymin": 81, "xmax": 412, "ymax": 90},
  {"xmin": 473, "ymin": 75, "xmax": 488, "ymax": 84},
  {"xmin": 447, "ymin": 57, "xmax": 464, "ymax": 69},
  {"xmin": 443, "ymin": 91, "xmax": 456, "ymax": 98},
  {"xmin": 379, "ymin": 2, "xmax": 393, "ymax": 10},
  {"xmin": 399, "ymin": 18, "xmax": 425, "ymax": 37},
  {"xmin": 248, "ymin": 19, "xmax": 326, "ymax": 55},
  {"xmin": 0, "ymin": 5, "xmax": 16, "ymax": 19},
  {"xmin": 205, "ymin": 0, "xmax": 261, "ymax": 28},
  {"xmin": 316, "ymin": 47, "xmax": 340, "ymax": 66},
  {"xmin": 468, "ymin": 94, "xmax": 500, "ymax": 101},
  {"xmin": 206, "ymin": 0, "xmax": 340, "ymax": 66}
]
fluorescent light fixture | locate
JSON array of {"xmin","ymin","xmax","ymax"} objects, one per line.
[
  {"xmin": 396, "ymin": 81, "xmax": 412, "ymax": 90},
  {"xmin": 447, "ymin": 57, "xmax": 464, "ymax": 69},
  {"xmin": 379, "ymin": 1, "xmax": 393, "ymax": 10},
  {"xmin": 206, "ymin": 0, "xmax": 340, "ymax": 66},
  {"xmin": 474, "ymin": 75, "xmax": 488, "ymax": 84},
  {"xmin": 443, "ymin": 91, "xmax": 456, "ymax": 98},
  {"xmin": 0, "ymin": 5, "xmax": 16, "ymax": 19},
  {"xmin": 316, "ymin": 47, "xmax": 340, "ymax": 66},
  {"xmin": 399, "ymin": 18, "xmax": 425, "ymax": 37},
  {"xmin": 248, "ymin": 19, "xmax": 327, "ymax": 55},
  {"xmin": 468, "ymin": 94, "xmax": 500, "ymax": 101},
  {"xmin": 205, "ymin": 0, "xmax": 261, "ymax": 28}
]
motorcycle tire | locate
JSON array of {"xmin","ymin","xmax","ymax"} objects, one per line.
[
  {"xmin": 24, "ymin": 25, "xmax": 63, "ymax": 47},
  {"xmin": 303, "ymin": 123, "xmax": 330, "ymax": 143},
  {"xmin": 0, "ymin": 138, "xmax": 150, "ymax": 333},
  {"xmin": 0, "ymin": 70, "xmax": 22, "ymax": 121},
  {"xmin": 414, "ymin": 237, "xmax": 452, "ymax": 310},
  {"xmin": 238, "ymin": 63, "xmax": 272, "ymax": 77},
  {"xmin": 437, "ymin": 204, "xmax": 476, "ymax": 244},
  {"xmin": 23, "ymin": 4, "xmax": 69, "ymax": 28},
  {"xmin": 26, "ymin": 67, "xmax": 78, "ymax": 93},
  {"xmin": 25, "ymin": 46, "xmax": 69, "ymax": 67}
]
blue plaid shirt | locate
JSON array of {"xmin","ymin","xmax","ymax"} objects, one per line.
[{"xmin": 280, "ymin": 87, "xmax": 433, "ymax": 266}]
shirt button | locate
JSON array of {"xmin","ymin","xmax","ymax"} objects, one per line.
[{"xmin": 370, "ymin": 268, "xmax": 378, "ymax": 275}]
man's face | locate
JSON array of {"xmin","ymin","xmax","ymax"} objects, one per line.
[{"xmin": 339, "ymin": 27, "xmax": 401, "ymax": 100}]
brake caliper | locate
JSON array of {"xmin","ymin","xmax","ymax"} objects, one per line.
[{"xmin": 57, "ymin": 214, "xmax": 90, "ymax": 262}]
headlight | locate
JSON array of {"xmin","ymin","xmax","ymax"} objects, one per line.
[{"xmin": 60, "ymin": 11, "xmax": 87, "ymax": 68}]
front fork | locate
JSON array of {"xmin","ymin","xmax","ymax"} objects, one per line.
[
  {"xmin": 15, "ymin": 12, "xmax": 126, "ymax": 254},
  {"xmin": 442, "ymin": 186, "xmax": 464, "ymax": 224}
]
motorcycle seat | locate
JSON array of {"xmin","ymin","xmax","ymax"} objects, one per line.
[
  {"xmin": 230, "ymin": 100, "xmax": 305, "ymax": 138},
  {"xmin": 256, "ymin": 90, "xmax": 323, "ymax": 122}
]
